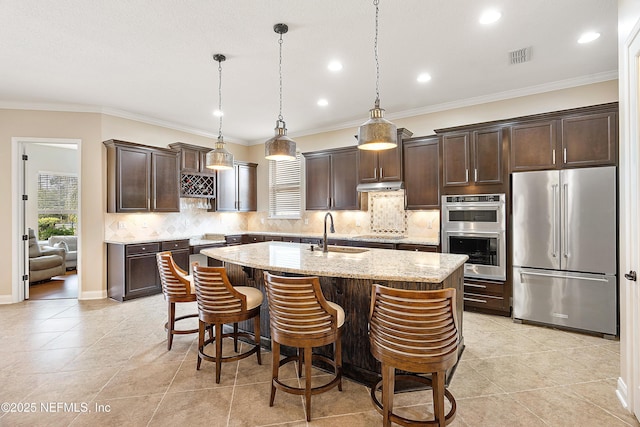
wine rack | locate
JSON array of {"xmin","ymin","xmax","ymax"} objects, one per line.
[{"xmin": 180, "ymin": 173, "xmax": 215, "ymax": 198}]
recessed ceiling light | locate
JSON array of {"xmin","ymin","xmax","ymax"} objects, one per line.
[
  {"xmin": 327, "ymin": 61, "xmax": 343, "ymax": 72},
  {"xmin": 317, "ymin": 99, "xmax": 329, "ymax": 107},
  {"xmin": 213, "ymin": 109, "xmax": 223, "ymax": 117},
  {"xmin": 578, "ymin": 32, "xmax": 600, "ymax": 44},
  {"xmin": 479, "ymin": 9, "xmax": 501, "ymax": 25},
  {"xmin": 417, "ymin": 73, "xmax": 432, "ymax": 83}
]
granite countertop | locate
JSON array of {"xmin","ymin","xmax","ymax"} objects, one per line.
[
  {"xmin": 201, "ymin": 241, "xmax": 465, "ymax": 283},
  {"xmin": 105, "ymin": 232, "xmax": 439, "ymax": 246}
]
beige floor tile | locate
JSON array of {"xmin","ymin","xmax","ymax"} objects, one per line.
[
  {"xmin": 511, "ymin": 387, "xmax": 632, "ymax": 426},
  {"xmin": 466, "ymin": 355, "xmax": 562, "ymax": 392},
  {"xmin": 562, "ymin": 379, "xmax": 640, "ymax": 426},
  {"xmin": 456, "ymin": 394, "xmax": 547, "ymax": 426},
  {"xmin": 69, "ymin": 394, "xmax": 163, "ymax": 427},
  {"xmin": 448, "ymin": 361, "xmax": 506, "ymax": 398},
  {"xmin": 149, "ymin": 388, "xmax": 234, "ymax": 427},
  {"xmin": 96, "ymin": 361, "xmax": 182, "ymax": 399},
  {"xmin": 228, "ymin": 382, "xmax": 306, "ymax": 426},
  {"xmin": 306, "ymin": 410, "xmax": 383, "ymax": 426}
]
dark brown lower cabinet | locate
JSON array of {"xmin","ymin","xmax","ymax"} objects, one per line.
[
  {"xmin": 107, "ymin": 239, "xmax": 189, "ymax": 302},
  {"xmin": 463, "ymin": 278, "xmax": 510, "ymax": 316}
]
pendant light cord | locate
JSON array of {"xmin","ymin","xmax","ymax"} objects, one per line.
[
  {"xmin": 278, "ymin": 31, "xmax": 284, "ymax": 122},
  {"xmin": 374, "ymin": 0, "xmax": 380, "ymax": 106},
  {"xmin": 217, "ymin": 59, "xmax": 224, "ymax": 141}
]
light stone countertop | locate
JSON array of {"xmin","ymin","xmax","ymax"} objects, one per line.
[
  {"xmin": 105, "ymin": 232, "xmax": 439, "ymax": 246},
  {"xmin": 201, "ymin": 241, "xmax": 466, "ymax": 283}
]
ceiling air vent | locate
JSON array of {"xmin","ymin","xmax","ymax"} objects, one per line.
[{"xmin": 509, "ymin": 47, "xmax": 531, "ymax": 65}]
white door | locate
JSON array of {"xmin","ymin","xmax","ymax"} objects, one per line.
[{"xmin": 621, "ymin": 22, "xmax": 640, "ymax": 422}]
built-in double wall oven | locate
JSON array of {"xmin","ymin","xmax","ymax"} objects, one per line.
[{"xmin": 441, "ymin": 194, "xmax": 506, "ymax": 281}]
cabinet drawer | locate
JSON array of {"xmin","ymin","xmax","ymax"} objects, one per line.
[
  {"xmin": 244, "ymin": 235, "xmax": 265, "ymax": 244},
  {"xmin": 396, "ymin": 243, "xmax": 439, "ymax": 252},
  {"xmin": 281, "ymin": 236, "xmax": 301, "ymax": 243},
  {"xmin": 463, "ymin": 292, "xmax": 505, "ymax": 310},
  {"xmin": 464, "ymin": 280, "xmax": 504, "ymax": 296},
  {"xmin": 126, "ymin": 243, "xmax": 160, "ymax": 256},
  {"xmin": 226, "ymin": 235, "xmax": 243, "ymax": 245},
  {"xmin": 300, "ymin": 237, "xmax": 322, "ymax": 245},
  {"xmin": 264, "ymin": 236, "xmax": 283, "ymax": 242},
  {"xmin": 161, "ymin": 240, "xmax": 190, "ymax": 251}
]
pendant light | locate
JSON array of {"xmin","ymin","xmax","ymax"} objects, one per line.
[
  {"xmin": 264, "ymin": 23, "xmax": 297, "ymax": 161},
  {"xmin": 205, "ymin": 54, "xmax": 234, "ymax": 170},
  {"xmin": 357, "ymin": 0, "xmax": 397, "ymax": 151}
]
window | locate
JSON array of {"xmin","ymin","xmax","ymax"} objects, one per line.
[
  {"xmin": 268, "ymin": 153, "xmax": 302, "ymax": 219},
  {"xmin": 37, "ymin": 172, "xmax": 78, "ymax": 238}
]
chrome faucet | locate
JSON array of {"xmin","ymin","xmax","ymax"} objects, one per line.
[{"xmin": 322, "ymin": 212, "xmax": 335, "ymax": 253}]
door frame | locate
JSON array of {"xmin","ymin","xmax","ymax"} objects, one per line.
[
  {"xmin": 11, "ymin": 137, "xmax": 82, "ymax": 302},
  {"xmin": 618, "ymin": 16, "xmax": 640, "ymax": 422}
]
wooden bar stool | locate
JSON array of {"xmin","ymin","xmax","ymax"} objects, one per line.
[
  {"xmin": 193, "ymin": 264, "xmax": 263, "ymax": 383},
  {"xmin": 263, "ymin": 272, "xmax": 344, "ymax": 422},
  {"xmin": 156, "ymin": 251, "xmax": 198, "ymax": 350},
  {"xmin": 369, "ymin": 285, "xmax": 460, "ymax": 427}
]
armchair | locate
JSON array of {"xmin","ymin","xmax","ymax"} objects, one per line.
[
  {"xmin": 28, "ymin": 228, "xmax": 66, "ymax": 283},
  {"xmin": 47, "ymin": 235, "xmax": 77, "ymax": 270}
]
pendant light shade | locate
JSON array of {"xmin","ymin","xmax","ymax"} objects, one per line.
[
  {"xmin": 206, "ymin": 54, "xmax": 234, "ymax": 170},
  {"xmin": 265, "ymin": 23, "xmax": 296, "ymax": 161},
  {"xmin": 358, "ymin": 0, "xmax": 397, "ymax": 151}
]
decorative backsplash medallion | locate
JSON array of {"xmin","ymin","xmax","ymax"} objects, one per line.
[{"xmin": 369, "ymin": 191, "xmax": 407, "ymax": 235}]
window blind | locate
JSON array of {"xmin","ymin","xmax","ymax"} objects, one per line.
[
  {"xmin": 268, "ymin": 153, "xmax": 302, "ymax": 219},
  {"xmin": 37, "ymin": 172, "xmax": 78, "ymax": 215}
]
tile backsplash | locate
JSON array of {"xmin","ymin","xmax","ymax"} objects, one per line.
[{"xmin": 104, "ymin": 194, "xmax": 440, "ymax": 241}]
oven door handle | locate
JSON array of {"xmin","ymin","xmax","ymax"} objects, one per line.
[
  {"xmin": 444, "ymin": 231, "xmax": 503, "ymax": 237},
  {"xmin": 444, "ymin": 203, "xmax": 503, "ymax": 209}
]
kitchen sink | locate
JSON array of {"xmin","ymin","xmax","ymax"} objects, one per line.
[{"xmin": 308, "ymin": 245, "xmax": 369, "ymax": 254}]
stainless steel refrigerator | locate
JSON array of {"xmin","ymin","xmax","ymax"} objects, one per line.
[{"xmin": 512, "ymin": 166, "xmax": 617, "ymax": 336}]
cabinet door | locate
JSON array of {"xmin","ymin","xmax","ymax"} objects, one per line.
[
  {"xmin": 510, "ymin": 121, "xmax": 558, "ymax": 171},
  {"xmin": 442, "ymin": 132, "xmax": 470, "ymax": 186},
  {"xmin": 125, "ymin": 254, "xmax": 161, "ymax": 298},
  {"xmin": 117, "ymin": 146, "xmax": 150, "ymax": 212},
  {"xmin": 151, "ymin": 151, "xmax": 180, "ymax": 212},
  {"xmin": 404, "ymin": 137, "xmax": 440, "ymax": 209},
  {"xmin": 237, "ymin": 163, "xmax": 257, "ymax": 212},
  {"xmin": 377, "ymin": 143, "xmax": 402, "ymax": 182},
  {"xmin": 305, "ymin": 154, "xmax": 331, "ymax": 210},
  {"xmin": 180, "ymin": 147, "xmax": 201, "ymax": 173},
  {"xmin": 331, "ymin": 149, "xmax": 359, "ymax": 210},
  {"xmin": 357, "ymin": 149, "xmax": 378, "ymax": 184},
  {"xmin": 216, "ymin": 167, "xmax": 237, "ymax": 211},
  {"xmin": 561, "ymin": 112, "xmax": 617, "ymax": 167},
  {"xmin": 473, "ymin": 128, "xmax": 503, "ymax": 184}
]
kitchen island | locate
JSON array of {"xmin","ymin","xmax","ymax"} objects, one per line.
[{"xmin": 201, "ymin": 241, "xmax": 467, "ymax": 385}]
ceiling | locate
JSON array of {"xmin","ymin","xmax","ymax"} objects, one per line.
[{"xmin": 0, "ymin": 1, "xmax": 618, "ymax": 145}]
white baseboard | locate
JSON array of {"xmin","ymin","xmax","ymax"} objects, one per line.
[
  {"xmin": 78, "ymin": 290, "xmax": 107, "ymax": 300},
  {"xmin": 617, "ymin": 377, "xmax": 629, "ymax": 410},
  {"xmin": 0, "ymin": 294, "xmax": 16, "ymax": 304}
]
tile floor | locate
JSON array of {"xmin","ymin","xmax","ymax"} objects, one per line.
[{"xmin": 0, "ymin": 295, "xmax": 638, "ymax": 427}]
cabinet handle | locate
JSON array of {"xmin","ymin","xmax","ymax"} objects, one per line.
[
  {"xmin": 464, "ymin": 283, "xmax": 487, "ymax": 289},
  {"xmin": 141, "ymin": 247, "xmax": 146, "ymax": 250},
  {"xmin": 380, "ymin": 168, "xmax": 383, "ymax": 178},
  {"xmin": 552, "ymin": 150, "xmax": 556, "ymax": 165},
  {"xmin": 327, "ymin": 197, "xmax": 330, "ymax": 207},
  {"xmin": 465, "ymin": 169, "xmax": 469, "ymax": 182},
  {"xmin": 474, "ymin": 168, "xmax": 478, "ymax": 182},
  {"xmin": 563, "ymin": 148, "xmax": 567, "ymax": 164},
  {"xmin": 464, "ymin": 297, "xmax": 486, "ymax": 303},
  {"xmin": 374, "ymin": 168, "xmax": 377, "ymax": 179}
]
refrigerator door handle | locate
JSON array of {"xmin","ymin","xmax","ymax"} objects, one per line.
[
  {"xmin": 563, "ymin": 183, "xmax": 569, "ymax": 259},
  {"xmin": 519, "ymin": 270, "xmax": 610, "ymax": 283},
  {"xmin": 552, "ymin": 184, "xmax": 558, "ymax": 258}
]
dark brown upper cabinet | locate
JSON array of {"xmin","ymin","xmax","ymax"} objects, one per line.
[
  {"xmin": 439, "ymin": 127, "xmax": 504, "ymax": 192},
  {"xmin": 168, "ymin": 142, "xmax": 216, "ymax": 176},
  {"xmin": 561, "ymin": 111, "xmax": 617, "ymax": 167},
  {"xmin": 510, "ymin": 105, "xmax": 618, "ymax": 171},
  {"xmin": 357, "ymin": 128, "xmax": 413, "ymax": 184},
  {"xmin": 104, "ymin": 139, "xmax": 179, "ymax": 213},
  {"xmin": 304, "ymin": 146, "xmax": 359, "ymax": 211},
  {"xmin": 510, "ymin": 120, "xmax": 558, "ymax": 171},
  {"xmin": 403, "ymin": 136, "xmax": 440, "ymax": 209},
  {"xmin": 215, "ymin": 161, "xmax": 257, "ymax": 212}
]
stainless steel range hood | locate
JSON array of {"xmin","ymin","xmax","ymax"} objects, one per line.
[{"xmin": 356, "ymin": 181, "xmax": 404, "ymax": 192}]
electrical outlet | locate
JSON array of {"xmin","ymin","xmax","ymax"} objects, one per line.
[
  {"xmin": 355, "ymin": 220, "xmax": 361, "ymax": 227},
  {"xmin": 261, "ymin": 218, "xmax": 265, "ymax": 224},
  {"xmin": 304, "ymin": 218, "xmax": 309, "ymax": 225},
  {"xmin": 118, "ymin": 221, "xmax": 126, "ymax": 229},
  {"xmin": 142, "ymin": 221, "xmax": 148, "ymax": 228}
]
